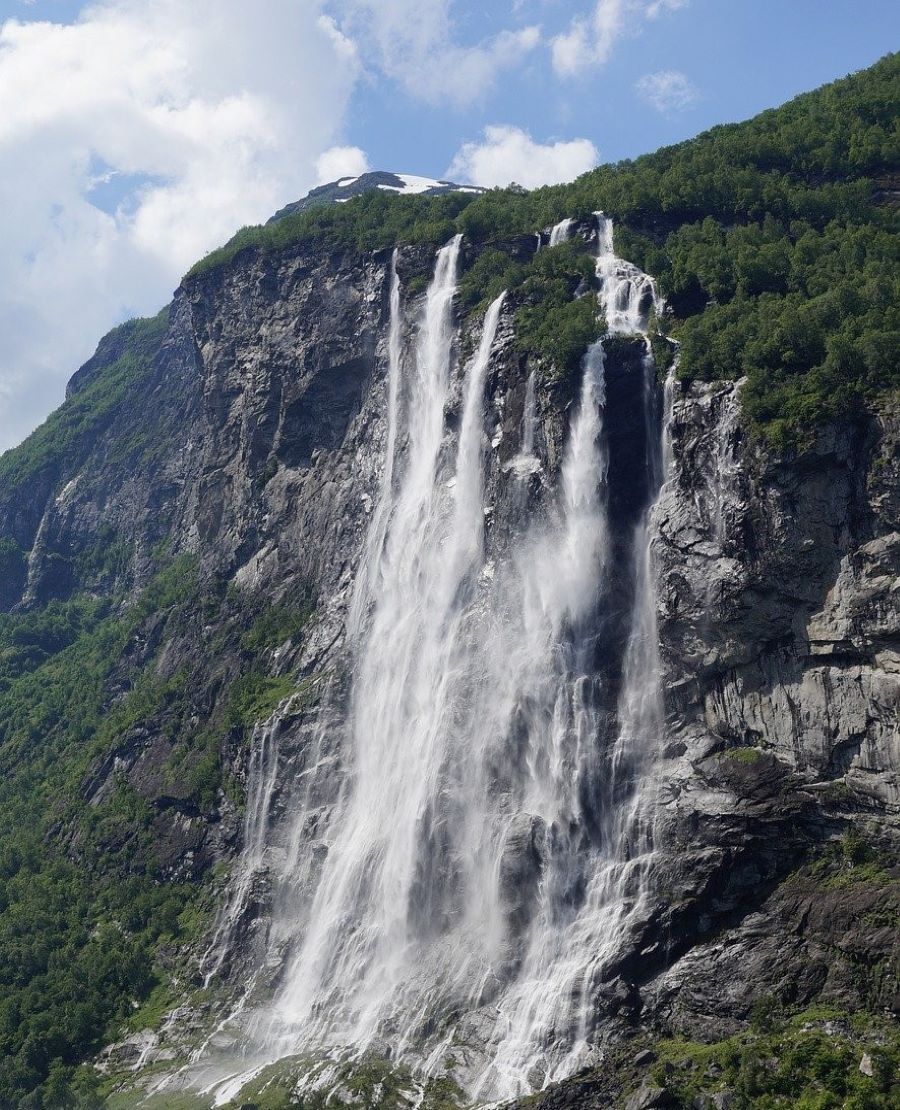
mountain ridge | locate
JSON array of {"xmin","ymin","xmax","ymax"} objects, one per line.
[{"xmin": 266, "ymin": 170, "xmax": 485, "ymax": 224}]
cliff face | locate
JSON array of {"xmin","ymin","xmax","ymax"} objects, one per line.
[
  {"xmin": 512, "ymin": 381, "xmax": 900, "ymax": 1109},
  {"xmin": 1, "ymin": 221, "xmax": 897, "ymax": 1106},
  {"xmin": 635, "ymin": 385, "xmax": 899, "ymax": 1023},
  {"xmin": 1, "ymin": 241, "xmax": 386, "ymax": 612}
]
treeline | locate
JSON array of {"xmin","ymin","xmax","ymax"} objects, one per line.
[{"xmin": 187, "ymin": 52, "xmax": 899, "ymax": 443}]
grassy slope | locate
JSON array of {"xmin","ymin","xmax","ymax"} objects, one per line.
[{"xmin": 0, "ymin": 310, "xmax": 169, "ymax": 498}]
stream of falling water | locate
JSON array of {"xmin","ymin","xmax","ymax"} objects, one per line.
[
  {"xmin": 548, "ymin": 217, "xmax": 574, "ymax": 247},
  {"xmin": 205, "ymin": 216, "xmax": 676, "ymax": 1104},
  {"xmin": 348, "ymin": 248, "xmax": 403, "ymax": 640},
  {"xmin": 473, "ymin": 215, "xmax": 671, "ymax": 1098}
]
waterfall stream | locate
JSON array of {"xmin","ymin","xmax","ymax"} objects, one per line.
[
  {"xmin": 348, "ymin": 248, "xmax": 404, "ymax": 641},
  {"xmin": 548, "ymin": 217, "xmax": 574, "ymax": 247},
  {"xmin": 204, "ymin": 216, "xmax": 677, "ymax": 1104}
]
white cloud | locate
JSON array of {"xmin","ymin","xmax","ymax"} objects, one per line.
[
  {"xmin": 551, "ymin": 0, "xmax": 689, "ymax": 76},
  {"xmin": 447, "ymin": 125, "xmax": 599, "ymax": 189},
  {"xmin": 636, "ymin": 69, "xmax": 698, "ymax": 113},
  {"xmin": 326, "ymin": 1, "xmax": 540, "ymax": 107},
  {"xmin": 315, "ymin": 145, "xmax": 371, "ymax": 185},
  {"xmin": 551, "ymin": 0, "xmax": 623, "ymax": 76},
  {"xmin": 0, "ymin": 0, "xmax": 362, "ymax": 453},
  {"xmin": 318, "ymin": 13, "xmax": 358, "ymax": 60},
  {"xmin": 646, "ymin": 0, "xmax": 689, "ymax": 18}
]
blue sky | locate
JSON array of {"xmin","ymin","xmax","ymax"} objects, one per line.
[
  {"xmin": 339, "ymin": 0, "xmax": 900, "ymax": 174},
  {"xmin": 0, "ymin": 0, "xmax": 897, "ymax": 451}
]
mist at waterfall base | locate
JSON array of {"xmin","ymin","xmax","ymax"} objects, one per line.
[{"xmin": 197, "ymin": 216, "xmax": 677, "ymax": 1103}]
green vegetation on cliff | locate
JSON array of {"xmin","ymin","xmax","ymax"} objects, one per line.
[
  {"xmin": 0, "ymin": 310, "xmax": 168, "ymax": 497},
  {"xmin": 459, "ymin": 241, "xmax": 603, "ymax": 382},
  {"xmin": 188, "ymin": 51, "xmax": 899, "ymax": 442},
  {"xmin": 646, "ymin": 1008, "xmax": 900, "ymax": 1110},
  {"xmin": 0, "ymin": 559, "xmax": 204, "ymax": 1106},
  {"xmin": 0, "ymin": 559, "xmax": 314, "ymax": 1106}
]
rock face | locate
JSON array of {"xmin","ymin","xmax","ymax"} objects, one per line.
[
  {"xmin": 637, "ymin": 383, "xmax": 900, "ymax": 1035},
  {"xmin": 658, "ymin": 384, "xmax": 900, "ymax": 805},
  {"xmin": 1, "ymin": 225, "xmax": 897, "ymax": 1101}
]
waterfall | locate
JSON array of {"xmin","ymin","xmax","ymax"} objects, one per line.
[
  {"xmin": 595, "ymin": 212, "xmax": 657, "ymax": 334},
  {"xmin": 661, "ymin": 365, "xmax": 677, "ymax": 480},
  {"xmin": 453, "ymin": 291, "xmax": 507, "ymax": 561},
  {"xmin": 348, "ymin": 248, "xmax": 403, "ymax": 639},
  {"xmin": 199, "ymin": 717, "xmax": 281, "ymax": 986},
  {"xmin": 507, "ymin": 369, "xmax": 541, "ymax": 480},
  {"xmin": 264, "ymin": 238, "xmax": 514, "ymax": 1055},
  {"xmin": 200, "ymin": 250, "xmax": 408, "ymax": 994},
  {"xmin": 471, "ymin": 216, "xmax": 671, "ymax": 1098},
  {"xmin": 548, "ymin": 217, "xmax": 574, "ymax": 247},
  {"xmin": 522, "ymin": 370, "xmax": 537, "ymax": 457},
  {"xmin": 552, "ymin": 339, "xmax": 610, "ymax": 624},
  {"xmin": 596, "ymin": 214, "xmax": 668, "ymax": 846},
  {"xmin": 204, "ymin": 218, "xmax": 676, "ymax": 1106}
]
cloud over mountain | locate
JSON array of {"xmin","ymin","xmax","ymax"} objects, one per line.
[{"xmin": 448, "ymin": 125, "xmax": 598, "ymax": 188}]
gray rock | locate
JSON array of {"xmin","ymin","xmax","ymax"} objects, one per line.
[{"xmin": 624, "ymin": 1084, "xmax": 675, "ymax": 1110}]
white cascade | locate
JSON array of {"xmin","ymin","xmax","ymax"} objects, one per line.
[
  {"xmin": 472, "ymin": 216, "xmax": 670, "ymax": 1098},
  {"xmin": 348, "ymin": 248, "xmax": 404, "ymax": 639},
  {"xmin": 507, "ymin": 368, "xmax": 542, "ymax": 479},
  {"xmin": 548, "ymin": 217, "xmax": 575, "ymax": 247},
  {"xmin": 199, "ymin": 717, "xmax": 281, "ymax": 986},
  {"xmin": 211, "ymin": 218, "xmax": 675, "ymax": 1105},
  {"xmin": 200, "ymin": 249, "xmax": 408, "ymax": 994},
  {"xmin": 595, "ymin": 212, "xmax": 657, "ymax": 334},
  {"xmin": 264, "ymin": 237, "xmax": 517, "ymax": 1055},
  {"xmin": 522, "ymin": 369, "xmax": 537, "ymax": 457}
]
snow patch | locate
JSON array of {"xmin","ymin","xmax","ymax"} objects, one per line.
[
  {"xmin": 376, "ymin": 173, "xmax": 448, "ymax": 195},
  {"xmin": 398, "ymin": 173, "xmax": 447, "ymax": 193}
]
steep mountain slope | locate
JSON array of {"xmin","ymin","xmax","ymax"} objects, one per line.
[{"xmin": 0, "ymin": 55, "xmax": 897, "ymax": 1109}]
